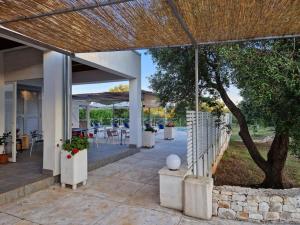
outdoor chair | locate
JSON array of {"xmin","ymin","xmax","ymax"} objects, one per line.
[
  {"xmin": 30, "ymin": 130, "xmax": 43, "ymax": 157},
  {"xmin": 106, "ymin": 129, "xmax": 119, "ymax": 143},
  {"xmin": 158, "ymin": 124, "xmax": 164, "ymax": 129},
  {"xmin": 121, "ymin": 129, "xmax": 130, "ymax": 144},
  {"xmin": 123, "ymin": 122, "xmax": 129, "ymax": 129}
]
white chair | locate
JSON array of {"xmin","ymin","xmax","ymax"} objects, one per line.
[
  {"xmin": 30, "ymin": 130, "xmax": 43, "ymax": 157},
  {"xmin": 106, "ymin": 129, "xmax": 119, "ymax": 144},
  {"xmin": 121, "ymin": 129, "xmax": 130, "ymax": 144}
]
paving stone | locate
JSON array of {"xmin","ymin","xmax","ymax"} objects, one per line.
[
  {"xmin": 249, "ymin": 213, "xmax": 263, "ymax": 221},
  {"xmin": 14, "ymin": 220, "xmax": 39, "ymax": 225},
  {"xmin": 270, "ymin": 196, "xmax": 283, "ymax": 203},
  {"xmin": 291, "ymin": 212, "xmax": 300, "ymax": 219},
  {"xmin": 231, "ymin": 202, "xmax": 243, "ymax": 212},
  {"xmin": 258, "ymin": 202, "xmax": 269, "ymax": 212},
  {"xmin": 264, "ymin": 212, "xmax": 280, "ymax": 221},
  {"xmin": 0, "ymin": 212, "xmax": 20, "ymax": 225},
  {"xmin": 283, "ymin": 204, "xmax": 297, "ymax": 212},
  {"xmin": 232, "ymin": 194, "xmax": 246, "ymax": 202},
  {"xmin": 218, "ymin": 208, "xmax": 236, "ymax": 219},
  {"xmin": 280, "ymin": 211, "xmax": 292, "ymax": 221},
  {"xmin": 238, "ymin": 212, "xmax": 249, "ymax": 221},
  {"xmin": 269, "ymin": 202, "xmax": 282, "ymax": 212},
  {"xmin": 218, "ymin": 201, "xmax": 230, "ymax": 209},
  {"xmin": 243, "ymin": 205, "xmax": 258, "ymax": 213},
  {"xmin": 94, "ymin": 205, "xmax": 181, "ymax": 225}
]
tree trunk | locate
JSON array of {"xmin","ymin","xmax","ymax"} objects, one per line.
[
  {"xmin": 214, "ymin": 75, "xmax": 289, "ymax": 188},
  {"xmin": 262, "ymin": 133, "xmax": 289, "ymax": 189},
  {"xmin": 214, "ymin": 78, "xmax": 268, "ymax": 172}
]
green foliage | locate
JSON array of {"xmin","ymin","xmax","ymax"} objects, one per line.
[
  {"xmin": 222, "ymin": 39, "xmax": 300, "ymax": 157},
  {"xmin": 148, "ymin": 38, "xmax": 300, "ymax": 158},
  {"xmin": 0, "ymin": 135, "xmax": 4, "ymax": 146},
  {"xmin": 80, "ymin": 108, "xmax": 128, "ymax": 125},
  {"xmin": 145, "ymin": 127, "xmax": 156, "ymax": 132},
  {"xmin": 0, "ymin": 132, "xmax": 11, "ymax": 146},
  {"xmin": 108, "ymin": 84, "xmax": 129, "ymax": 92},
  {"xmin": 62, "ymin": 136, "xmax": 89, "ymax": 152},
  {"xmin": 148, "ymin": 48, "xmax": 228, "ymax": 116},
  {"xmin": 79, "ymin": 108, "xmax": 86, "ymax": 120},
  {"xmin": 148, "ymin": 48, "xmax": 196, "ymax": 108}
]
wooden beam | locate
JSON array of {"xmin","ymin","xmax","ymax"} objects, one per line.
[{"xmin": 166, "ymin": 0, "xmax": 197, "ymax": 46}]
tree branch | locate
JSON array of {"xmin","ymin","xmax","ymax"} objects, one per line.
[{"xmin": 214, "ymin": 73, "xmax": 268, "ymax": 172}]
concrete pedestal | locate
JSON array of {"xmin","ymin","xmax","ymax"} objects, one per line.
[
  {"xmin": 159, "ymin": 166, "xmax": 190, "ymax": 210},
  {"xmin": 184, "ymin": 175, "xmax": 213, "ymax": 220}
]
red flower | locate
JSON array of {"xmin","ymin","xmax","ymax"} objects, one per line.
[
  {"xmin": 72, "ymin": 148, "xmax": 79, "ymax": 154},
  {"xmin": 79, "ymin": 134, "xmax": 84, "ymax": 138},
  {"xmin": 88, "ymin": 133, "xmax": 94, "ymax": 138},
  {"xmin": 67, "ymin": 154, "xmax": 72, "ymax": 159}
]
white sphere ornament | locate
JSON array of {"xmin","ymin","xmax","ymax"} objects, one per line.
[{"xmin": 166, "ymin": 154, "xmax": 181, "ymax": 171}]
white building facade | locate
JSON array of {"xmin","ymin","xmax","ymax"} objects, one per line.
[{"xmin": 0, "ymin": 37, "xmax": 142, "ymax": 176}]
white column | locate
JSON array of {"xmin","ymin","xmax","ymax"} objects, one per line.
[
  {"xmin": 43, "ymin": 51, "xmax": 71, "ymax": 176},
  {"xmin": 9, "ymin": 82, "xmax": 17, "ymax": 163},
  {"xmin": 86, "ymin": 105, "xmax": 91, "ymax": 130},
  {"xmin": 0, "ymin": 53, "xmax": 4, "ymax": 154},
  {"xmin": 129, "ymin": 76, "xmax": 142, "ymax": 148}
]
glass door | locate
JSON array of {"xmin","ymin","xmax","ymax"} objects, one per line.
[{"xmin": 5, "ymin": 82, "xmax": 17, "ymax": 162}]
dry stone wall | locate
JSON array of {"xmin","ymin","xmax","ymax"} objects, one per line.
[{"xmin": 213, "ymin": 185, "xmax": 300, "ymax": 223}]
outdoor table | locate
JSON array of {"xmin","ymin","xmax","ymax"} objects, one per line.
[{"xmin": 72, "ymin": 128, "xmax": 88, "ymax": 136}]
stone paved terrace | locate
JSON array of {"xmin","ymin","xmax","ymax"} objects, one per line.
[
  {"xmin": 0, "ymin": 130, "xmax": 277, "ymax": 225},
  {"xmin": 0, "ymin": 141, "xmax": 136, "ymax": 196}
]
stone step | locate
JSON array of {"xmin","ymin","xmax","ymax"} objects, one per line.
[{"xmin": 0, "ymin": 176, "xmax": 58, "ymax": 206}]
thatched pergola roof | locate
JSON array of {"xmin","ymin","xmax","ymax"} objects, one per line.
[{"xmin": 0, "ymin": 0, "xmax": 299, "ymax": 54}]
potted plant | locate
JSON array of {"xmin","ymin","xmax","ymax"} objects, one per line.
[
  {"xmin": 0, "ymin": 132, "xmax": 10, "ymax": 164},
  {"xmin": 61, "ymin": 135, "xmax": 89, "ymax": 190},
  {"xmin": 142, "ymin": 127, "xmax": 156, "ymax": 148},
  {"xmin": 164, "ymin": 121, "xmax": 175, "ymax": 140}
]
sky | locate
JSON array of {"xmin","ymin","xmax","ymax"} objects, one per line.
[{"xmin": 72, "ymin": 50, "xmax": 242, "ymax": 104}]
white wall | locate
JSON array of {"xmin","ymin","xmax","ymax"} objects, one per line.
[
  {"xmin": 3, "ymin": 47, "xmax": 43, "ymax": 82},
  {"xmin": 2, "ymin": 47, "xmax": 140, "ymax": 84},
  {"xmin": 74, "ymin": 51, "xmax": 141, "ymax": 79},
  {"xmin": 0, "ymin": 53, "xmax": 4, "ymax": 154}
]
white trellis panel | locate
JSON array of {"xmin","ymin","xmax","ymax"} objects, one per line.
[{"xmin": 186, "ymin": 111, "xmax": 232, "ymax": 177}]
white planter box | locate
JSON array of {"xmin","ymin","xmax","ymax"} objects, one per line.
[
  {"xmin": 142, "ymin": 131, "xmax": 155, "ymax": 148},
  {"xmin": 61, "ymin": 149, "xmax": 87, "ymax": 190},
  {"xmin": 164, "ymin": 127, "xmax": 175, "ymax": 140}
]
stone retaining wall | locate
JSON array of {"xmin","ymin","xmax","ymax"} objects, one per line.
[{"xmin": 213, "ymin": 185, "xmax": 300, "ymax": 223}]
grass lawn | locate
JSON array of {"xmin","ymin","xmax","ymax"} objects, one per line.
[
  {"xmin": 214, "ymin": 126, "xmax": 300, "ymax": 188},
  {"xmin": 230, "ymin": 125, "xmax": 275, "ymax": 142}
]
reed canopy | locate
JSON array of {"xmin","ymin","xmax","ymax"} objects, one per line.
[{"xmin": 0, "ymin": 0, "xmax": 299, "ymax": 54}]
